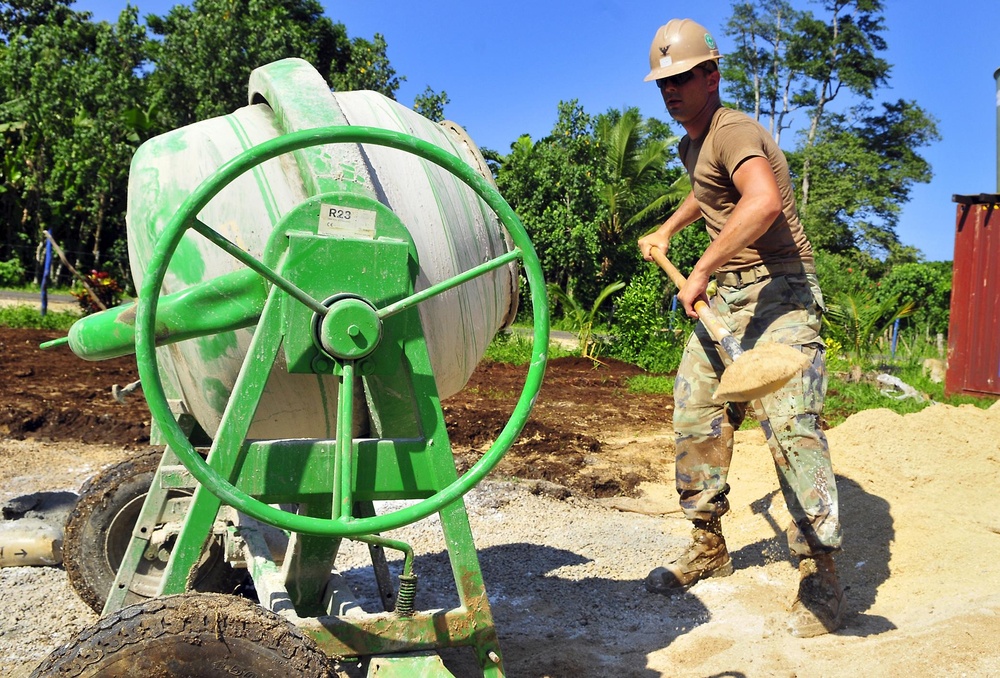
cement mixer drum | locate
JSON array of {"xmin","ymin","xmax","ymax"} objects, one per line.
[{"xmin": 124, "ymin": 58, "xmax": 518, "ymax": 439}]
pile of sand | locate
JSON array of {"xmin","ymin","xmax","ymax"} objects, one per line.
[{"xmin": 646, "ymin": 401, "xmax": 1000, "ymax": 675}]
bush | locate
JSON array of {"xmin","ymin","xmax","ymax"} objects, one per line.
[
  {"xmin": 0, "ymin": 305, "xmax": 79, "ymax": 330},
  {"xmin": 72, "ymin": 270, "xmax": 124, "ymax": 314},
  {"xmin": 607, "ymin": 266, "xmax": 691, "ymax": 373},
  {"xmin": 877, "ymin": 261, "xmax": 952, "ymax": 336},
  {"xmin": 0, "ymin": 257, "xmax": 25, "ymax": 287}
]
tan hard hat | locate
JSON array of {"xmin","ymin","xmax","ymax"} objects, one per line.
[{"xmin": 644, "ymin": 19, "xmax": 722, "ymax": 82}]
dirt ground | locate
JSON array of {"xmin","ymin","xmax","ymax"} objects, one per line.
[
  {"xmin": 2, "ymin": 325, "xmax": 1000, "ymax": 676},
  {"xmin": 0, "ymin": 328, "xmax": 673, "ymax": 498}
]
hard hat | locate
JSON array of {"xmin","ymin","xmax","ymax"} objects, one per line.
[{"xmin": 644, "ymin": 19, "xmax": 722, "ymax": 82}]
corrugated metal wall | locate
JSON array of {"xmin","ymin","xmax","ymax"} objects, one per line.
[{"xmin": 946, "ymin": 195, "xmax": 1000, "ymax": 396}]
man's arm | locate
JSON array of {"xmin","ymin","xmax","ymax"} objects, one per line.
[
  {"xmin": 637, "ymin": 190, "xmax": 703, "ymax": 261},
  {"xmin": 677, "ymin": 156, "xmax": 783, "ymax": 317}
]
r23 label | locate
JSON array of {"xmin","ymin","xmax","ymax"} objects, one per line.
[{"xmin": 319, "ymin": 203, "xmax": 377, "ymax": 238}]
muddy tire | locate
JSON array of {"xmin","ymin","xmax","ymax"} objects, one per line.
[
  {"xmin": 30, "ymin": 592, "xmax": 332, "ymax": 677},
  {"xmin": 63, "ymin": 449, "xmax": 243, "ymax": 613}
]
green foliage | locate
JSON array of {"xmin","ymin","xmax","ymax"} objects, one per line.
[
  {"xmin": 71, "ymin": 268, "xmax": 124, "ymax": 314},
  {"xmin": 0, "ymin": 3, "xmax": 147, "ymax": 278},
  {"xmin": 495, "ymin": 102, "xmax": 605, "ymax": 304},
  {"xmin": 816, "ymin": 251, "xmax": 952, "ymax": 358},
  {"xmin": 793, "ymin": 102, "xmax": 940, "ymax": 258},
  {"xmin": 877, "ymin": 261, "xmax": 952, "ymax": 335},
  {"xmin": 723, "ymin": 1, "xmax": 938, "ymax": 262},
  {"xmin": 606, "ymin": 266, "xmax": 692, "ymax": 373},
  {"xmin": 328, "ymin": 32, "xmax": 402, "ymax": 97},
  {"xmin": 0, "ymin": 304, "xmax": 79, "ymax": 330},
  {"xmin": 0, "ymin": 256, "xmax": 25, "ymax": 286},
  {"xmin": 625, "ymin": 373, "xmax": 674, "ymax": 395},
  {"xmin": 483, "ymin": 329, "xmax": 575, "ymax": 365},
  {"xmin": 823, "ymin": 355, "xmax": 996, "ymax": 427},
  {"xmin": 146, "ymin": 0, "xmax": 351, "ymax": 128},
  {"xmin": 0, "ymin": 0, "xmax": 415, "ymax": 285},
  {"xmin": 412, "ymin": 86, "xmax": 449, "ymax": 122},
  {"xmin": 547, "ymin": 280, "xmax": 625, "ymax": 359},
  {"xmin": 593, "ymin": 108, "xmax": 684, "ymax": 275},
  {"xmin": 822, "ymin": 286, "xmax": 914, "ymax": 366}
]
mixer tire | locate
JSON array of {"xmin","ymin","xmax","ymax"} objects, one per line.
[
  {"xmin": 63, "ymin": 449, "xmax": 245, "ymax": 614},
  {"xmin": 30, "ymin": 592, "xmax": 332, "ymax": 677}
]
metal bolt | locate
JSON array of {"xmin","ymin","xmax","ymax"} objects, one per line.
[{"xmin": 347, "ymin": 324, "xmax": 360, "ymax": 337}]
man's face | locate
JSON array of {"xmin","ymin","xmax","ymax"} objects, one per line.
[{"xmin": 657, "ymin": 68, "xmax": 714, "ymax": 124}]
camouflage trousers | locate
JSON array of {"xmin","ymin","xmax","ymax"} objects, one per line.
[{"xmin": 672, "ymin": 272, "xmax": 842, "ymax": 556}]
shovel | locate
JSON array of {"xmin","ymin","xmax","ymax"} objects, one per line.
[{"xmin": 649, "ymin": 247, "xmax": 809, "ymax": 402}]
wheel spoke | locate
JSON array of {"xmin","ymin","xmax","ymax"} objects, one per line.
[
  {"xmin": 191, "ymin": 218, "xmax": 328, "ymax": 316},
  {"xmin": 377, "ymin": 248, "xmax": 522, "ymax": 320},
  {"xmin": 333, "ymin": 361, "xmax": 356, "ymax": 521}
]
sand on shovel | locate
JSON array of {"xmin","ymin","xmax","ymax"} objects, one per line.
[{"xmin": 712, "ymin": 341, "xmax": 811, "ymax": 403}]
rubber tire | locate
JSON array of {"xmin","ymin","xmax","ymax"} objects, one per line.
[
  {"xmin": 30, "ymin": 593, "xmax": 332, "ymax": 677},
  {"xmin": 63, "ymin": 449, "xmax": 244, "ymax": 613}
]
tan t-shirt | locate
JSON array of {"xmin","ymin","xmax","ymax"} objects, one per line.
[{"xmin": 679, "ymin": 107, "xmax": 814, "ymax": 273}]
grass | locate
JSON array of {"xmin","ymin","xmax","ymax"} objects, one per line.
[
  {"xmin": 484, "ymin": 329, "xmax": 577, "ymax": 364},
  {"xmin": 482, "ymin": 330, "xmax": 998, "ymax": 426},
  {"xmin": 0, "ymin": 305, "xmax": 80, "ymax": 331},
  {"xmin": 822, "ymin": 358, "xmax": 996, "ymax": 427},
  {"xmin": 625, "ymin": 374, "xmax": 674, "ymax": 395}
]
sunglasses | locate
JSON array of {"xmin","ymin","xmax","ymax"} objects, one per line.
[{"xmin": 656, "ymin": 70, "xmax": 697, "ymax": 89}]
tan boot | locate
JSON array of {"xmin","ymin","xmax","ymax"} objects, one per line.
[
  {"xmin": 787, "ymin": 552, "xmax": 845, "ymax": 637},
  {"xmin": 645, "ymin": 517, "xmax": 734, "ymax": 594}
]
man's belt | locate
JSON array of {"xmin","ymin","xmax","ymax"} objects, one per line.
[{"xmin": 715, "ymin": 261, "xmax": 814, "ymax": 288}]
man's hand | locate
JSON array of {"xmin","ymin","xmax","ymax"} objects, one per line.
[
  {"xmin": 677, "ymin": 266, "xmax": 711, "ymax": 319},
  {"xmin": 638, "ymin": 231, "xmax": 670, "ymax": 261}
]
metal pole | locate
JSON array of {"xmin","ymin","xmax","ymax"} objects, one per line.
[{"xmin": 995, "ymin": 66, "xmax": 999, "ymax": 193}]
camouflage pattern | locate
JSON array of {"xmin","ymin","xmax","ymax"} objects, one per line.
[{"xmin": 673, "ymin": 273, "xmax": 841, "ymax": 556}]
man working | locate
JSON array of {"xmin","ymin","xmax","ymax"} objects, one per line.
[{"xmin": 636, "ymin": 18, "xmax": 844, "ymax": 638}]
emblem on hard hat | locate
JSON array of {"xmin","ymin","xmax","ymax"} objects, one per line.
[{"xmin": 705, "ymin": 34, "xmax": 717, "ymax": 50}]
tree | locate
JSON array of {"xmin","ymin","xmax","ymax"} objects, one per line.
[
  {"xmin": 791, "ymin": 100, "xmax": 939, "ymax": 258},
  {"xmin": 722, "ymin": 0, "xmax": 937, "ymax": 264},
  {"xmin": 0, "ymin": 3, "xmax": 147, "ymax": 280},
  {"xmin": 787, "ymin": 0, "xmax": 891, "ymax": 210},
  {"xmin": 494, "ymin": 101, "xmax": 604, "ymax": 305},
  {"xmin": 723, "ymin": 0, "xmax": 808, "ymax": 143},
  {"xmin": 146, "ymin": 0, "xmax": 352, "ymax": 128},
  {"xmin": 328, "ymin": 32, "xmax": 402, "ymax": 97},
  {"xmin": 0, "ymin": 0, "xmax": 75, "ymax": 38},
  {"xmin": 593, "ymin": 108, "xmax": 685, "ymax": 275},
  {"xmin": 412, "ymin": 86, "xmax": 449, "ymax": 122},
  {"xmin": 876, "ymin": 261, "xmax": 952, "ymax": 336}
]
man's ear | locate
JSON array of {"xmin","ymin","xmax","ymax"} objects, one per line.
[{"xmin": 706, "ymin": 70, "xmax": 721, "ymax": 93}]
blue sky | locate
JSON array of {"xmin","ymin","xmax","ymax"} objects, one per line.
[{"xmin": 76, "ymin": 0, "xmax": 1000, "ymax": 263}]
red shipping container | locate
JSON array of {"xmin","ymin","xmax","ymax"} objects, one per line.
[{"xmin": 946, "ymin": 194, "xmax": 1000, "ymax": 396}]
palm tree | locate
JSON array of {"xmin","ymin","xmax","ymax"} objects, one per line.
[
  {"xmin": 547, "ymin": 280, "xmax": 626, "ymax": 360},
  {"xmin": 594, "ymin": 109, "xmax": 688, "ymax": 275}
]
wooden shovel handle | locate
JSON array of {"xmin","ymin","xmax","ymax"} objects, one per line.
[{"xmin": 649, "ymin": 247, "xmax": 742, "ymax": 359}]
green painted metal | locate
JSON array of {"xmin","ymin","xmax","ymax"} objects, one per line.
[
  {"xmin": 367, "ymin": 654, "xmax": 457, "ymax": 678},
  {"xmin": 135, "ymin": 125, "xmax": 549, "ymax": 538},
  {"xmin": 91, "ymin": 116, "xmax": 545, "ymax": 676},
  {"xmin": 63, "ymin": 267, "xmax": 266, "ymax": 361}
]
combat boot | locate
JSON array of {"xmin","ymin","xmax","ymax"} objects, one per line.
[
  {"xmin": 645, "ymin": 517, "xmax": 734, "ymax": 594},
  {"xmin": 787, "ymin": 552, "xmax": 845, "ymax": 637}
]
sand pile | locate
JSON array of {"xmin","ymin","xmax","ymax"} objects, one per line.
[{"xmin": 646, "ymin": 401, "xmax": 1000, "ymax": 676}]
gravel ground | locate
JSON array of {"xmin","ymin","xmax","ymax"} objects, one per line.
[{"xmin": 1, "ymin": 473, "xmax": 684, "ymax": 677}]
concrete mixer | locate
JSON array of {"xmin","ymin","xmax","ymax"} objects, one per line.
[{"xmin": 34, "ymin": 58, "xmax": 548, "ymax": 677}]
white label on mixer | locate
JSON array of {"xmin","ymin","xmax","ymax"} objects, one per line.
[{"xmin": 319, "ymin": 204, "xmax": 377, "ymax": 238}]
